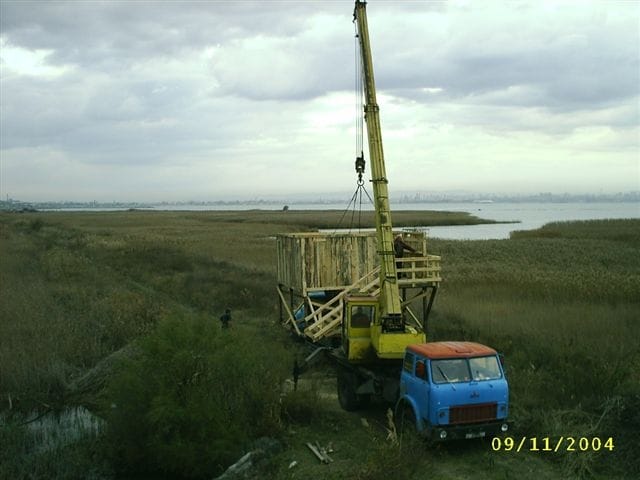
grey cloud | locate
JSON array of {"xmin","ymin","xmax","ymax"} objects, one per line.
[
  {"xmin": 1, "ymin": 0, "xmax": 638, "ymax": 201},
  {"xmin": 3, "ymin": 73, "xmax": 198, "ymax": 162},
  {"xmin": 1, "ymin": 1, "xmax": 353, "ymax": 101},
  {"xmin": 379, "ymin": 39, "xmax": 638, "ymax": 111},
  {"xmin": 1, "ymin": 62, "xmax": 309, "ymax": 167},
  {"xmin": 211, "ymin": 34, "xmax": 351, "ymax": 101},
  {"xmin": 370, "ymin": 5, "xmax": 639, "ymax": 116},
  {"xmin": 7, "ymin": 1, "xmax": 635, "ymax": 109},
  {"xmin": 0, "ymin": 1, "xmax": 342, "ymax": 66}
]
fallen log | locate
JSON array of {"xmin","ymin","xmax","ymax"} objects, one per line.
[
  {"xmin": 214, "ymin": 437, "xmax": 282, "ymax": 480},
  {"xmin": 66, "ymin": 342, "xmax": 142, "ymax": 410}
]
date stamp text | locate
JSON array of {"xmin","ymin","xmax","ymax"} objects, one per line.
[{"xmin": 491, "ymin": 436, "xmax": 615, "ymax": 453}]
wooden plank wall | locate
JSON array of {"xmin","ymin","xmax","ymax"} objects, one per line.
[{"xmin": 277, "ymin": 232, "xmax": 427, "ymax": 294}]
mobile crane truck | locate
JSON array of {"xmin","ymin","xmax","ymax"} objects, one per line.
[{"xmin": 276, "ymin": 1, "xmax": 509, "ymax": 441}]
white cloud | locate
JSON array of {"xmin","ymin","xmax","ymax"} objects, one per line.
[{"xmin": 0, "ymin": 39, "xmax": 72, "ymax": 77}]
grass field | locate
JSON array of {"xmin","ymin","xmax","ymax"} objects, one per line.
[{"xmin": 0, "ymin": 211, "xmax": 638, "ymax": 479}]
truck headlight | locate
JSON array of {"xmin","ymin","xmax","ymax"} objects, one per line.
[
  {"xmin": 501, "ymin": 423, "xmax": 509, "ymax": 432},
  {"xmin": 439, "ymin": 430, "xmax": 447, "ymax": 440}
]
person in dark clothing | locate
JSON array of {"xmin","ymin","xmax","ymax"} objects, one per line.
[
  {"xmin": 293, "ymin": 359, "xmax": 302, "ymax": 391},
  {"xmin": 393, "ymin": 234, "xmax": 416, "ymax": 257},
  {"xmin": 394, "ymin": 234, "xmax": 416, "ymax": 276},
  {"xmin": 220, "ymin": 308, "xmax": 231, "ymax": 329}
]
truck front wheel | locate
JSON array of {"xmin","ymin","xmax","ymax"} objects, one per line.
[{"xmin": 396, "ymin": 401, "xmax": 418, "ymax": 438}]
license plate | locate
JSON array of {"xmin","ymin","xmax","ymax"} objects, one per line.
[{"xmin": 465, "ymin": 431, "xmax": 486, "ymax": 439}]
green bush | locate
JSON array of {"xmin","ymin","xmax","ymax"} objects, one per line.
[{"xmin": 104, "ymin": 314, "xmax": 289, "ymax": 479}]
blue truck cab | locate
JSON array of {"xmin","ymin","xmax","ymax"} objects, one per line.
[{"xmin": 397, "ymin": 341, "xmax": 509, "ymax": 441}]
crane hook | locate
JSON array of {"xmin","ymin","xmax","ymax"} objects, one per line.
[{"xmin": 355, "ymin": 152, "xmax": 365, "ymax": 185}]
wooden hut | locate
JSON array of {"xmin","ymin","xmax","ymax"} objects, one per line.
[{"xmin": 276, "ymin": 231, "xmax": 441, "ymax": 342}]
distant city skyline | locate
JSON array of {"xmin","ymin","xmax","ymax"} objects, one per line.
[
  {"xmin": 3, "ymin": 190, "xmax": 638, "ymax": 208},
  {"xmin": 1, "ymin": 1, "xmax": 639, "ymax": 202}
]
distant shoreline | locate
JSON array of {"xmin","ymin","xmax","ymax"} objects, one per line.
[{"xmin": 2, "ymin": 195, "xmax": 639, "ymax": 212}]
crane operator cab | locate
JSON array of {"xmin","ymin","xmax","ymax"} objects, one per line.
[{"xmin": 342, "ymin": 297, "xmax": 377, "ymax": 363}]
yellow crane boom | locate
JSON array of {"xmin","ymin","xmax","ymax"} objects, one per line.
[
  {"xmin": 353, "ymin": 0, "xmax": 428, "ymax": 358},
  {"xmin": 353, "ymin": 0, "xmax": 403, "ymax": 325}
]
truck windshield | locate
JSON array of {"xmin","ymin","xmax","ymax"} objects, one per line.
[
  {"xmin": 469, "ymin": 356, "xmax": 502, "ymax": 381},
  {"xmin": 431, "ymin": 357, "xmax": 502, "ymax": 384},
  {"xmin": 431, "ymin": 359, "xmax": 471, "ymax": 384}
]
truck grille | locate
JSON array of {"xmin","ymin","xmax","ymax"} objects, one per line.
[{"xmin": 450, "ymin": 402, "xmax": 497, "ymax": 424}]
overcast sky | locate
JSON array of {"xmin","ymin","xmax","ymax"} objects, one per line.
[{"xmin": 1, "ymin": 0, "xmax": 639, "ymax": 202}]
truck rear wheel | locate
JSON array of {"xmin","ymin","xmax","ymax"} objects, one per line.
[{"xmin": 337, "ymin": 367, "xmax": 361, "ymax": 411}]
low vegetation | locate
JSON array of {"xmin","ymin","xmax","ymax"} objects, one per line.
[
  {"xmin": 105, "ymin": 315, "xmax": 289, "ymax": 478},
  {"xmin": 0, "ymin": 211, "xmax": 638, "ymax": 479}
]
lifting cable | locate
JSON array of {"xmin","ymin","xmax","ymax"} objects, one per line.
[{"xmin": 334, "ymin": 19, "xmax": 373, "ymax": 233}]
